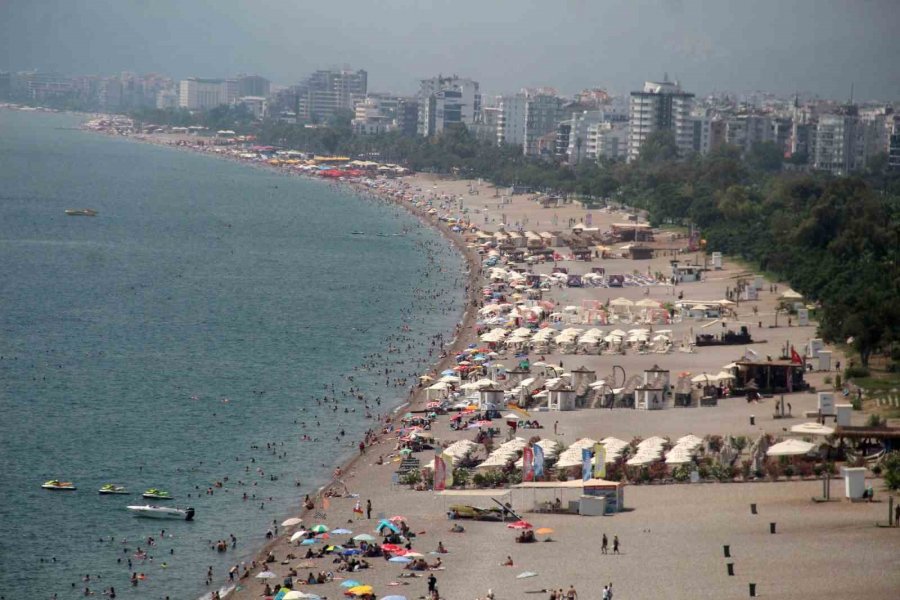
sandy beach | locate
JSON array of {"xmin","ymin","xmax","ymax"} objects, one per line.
[
  {"xmin": 215, "ymin": 173, "xmax": 898, "ymax": 600},
  {"xmin": 72, "ymin": 125, "xmax": 897, "ymax": 600}
]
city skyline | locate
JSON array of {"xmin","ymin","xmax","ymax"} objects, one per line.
[{"xmin": 2, "ymin": 0, "xmax": 899, "ymax": 101}]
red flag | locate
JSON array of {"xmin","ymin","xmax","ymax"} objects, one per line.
[
  {"xmin": 790, "ymin": 346, "xmax": 803, "ymax": 365},
  {"xmin": 522, "ymin": 446, "xmax": 534, "ymax": 482}
]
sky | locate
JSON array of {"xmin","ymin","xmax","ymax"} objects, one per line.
[{"xmin": 2, "ymin": 0, "xmax": 899, "ymax": 101}]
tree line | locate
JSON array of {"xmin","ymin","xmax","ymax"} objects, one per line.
[{"xmin": 141, "ymin": 108, "xmax": 900, "ymax": 366}]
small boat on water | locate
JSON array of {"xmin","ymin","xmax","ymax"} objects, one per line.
[
  {"xmin": 65, "ymin": 208, "xmax": 98, "ymax": 216},
  {"xmin": 351, "ymin": 231, "xmax": 365, "ymax": 235},
  {"xmin": 127, "ymin": 505, "xmax": 194, "ymax": 520},
  {"xmin": 99, "ymin": 484, "xmax": 130, "ymax": 495},
  {"xmin": 42, "ymin": 480, "xmax": 76, "ymax": 491},
  {"xmin": 142, "ymin": 488, "xmax": 173, "ymax": 500}
]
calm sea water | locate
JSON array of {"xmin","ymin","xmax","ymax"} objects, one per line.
[{"xmin": 0, "ymin": 110, "xmax": 464, "ymax": 598}]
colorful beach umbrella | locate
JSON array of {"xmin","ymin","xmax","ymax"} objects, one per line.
[
  {"xmin": 535, "ymin": 528, "xmax": 554, "ymax": 535},
  {"xmin": 347, "ymin": 585, "xmax": 373, "ymax": 596},
  {"xmin": 300, "ymin": 538, "xmax": 317, "ymax": 545},
  {"xmin": 507, "ymin": 520, "xmax": 533, "ymax": 529},
  {"xmin": 340, "ymin": 580, "xmax": 361, "ymax": 588},
  {"xmin": 353, "ymin": 534, "xmax": 376, "ymax": 543},
  {"xmin": 310, "ymin": 524, "xmax": 329, "ymax": 533}
]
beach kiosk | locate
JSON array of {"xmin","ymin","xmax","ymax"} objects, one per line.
[
  {"xmin": 570, "ymin": 365, "xmax": 597, "ymax": 393},
  {"xmin": 512, "ymin": 478, "xmax": 624, "ymax": 515},
  {"xmin": 546, "ymin": 380, "xmax": 576, "ymax": 411},
  {"xmin": 478, "ymin": 383, "xmax": 505, "ymax": 412},
  {"xmin": 635, "ymin": 384, "xmax": 666, "ymax": 410}
]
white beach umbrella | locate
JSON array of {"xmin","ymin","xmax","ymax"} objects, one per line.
[
  {"xmin": 767, "ymin": 439, "xmax": 816, "ymax": 456},
  {"xmin": 282, "ymin": 517, "xmax": 303, "ymax": 527},
  {"xmin": 609, "ymin": 297, "xmax": 634, "ymax": 307},
  {"xmin": 256, "ymin": 570, "xmax": 278, "ymax": 579},
  {"xmin": 790, "ymin": 423, "xmax": 835, "ymax": 436}
]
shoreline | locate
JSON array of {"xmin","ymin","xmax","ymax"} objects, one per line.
[{"xmin": 102, "ymin": 127, "xmax": 485, "ymax": 598}]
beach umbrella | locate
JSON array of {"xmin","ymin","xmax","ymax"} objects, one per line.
[
  {"xmin": 767, "ymin": 439, "xmax": 816, "ymax": 456},
  {"xmin": 282, "ymin": 517, "xmax": 303, "ymax": 527},
  {"xmin": 506, "ymin": 520, "xmax": 533, "ymax": 529},
  {"xmin": 256, "ymin": 570, "xmax": 278, "ymax": 579},
  {"xmin": 380, "ymin": 596, "xmax": 408, "ymax": 600},
  {"xmin": 403, "ymin": 551, "xmax": 424, "ymax": 558},
  {"xmin": 517, "ymin": 571, "xmax": 538, "ymax": 579},
  {"xmin": 332, "ymin": 528, "xmax": 353, "ymax": 535},
  {"xmin": 790, "ymin": 422, "xmax": 835, "ymax": 436},
  {"xmin": 310, "ymin": 524, "xmax": 329, "ymax": 533},
  {"xmin": 388, "ymin": 515, "xmax": 406, "ymax": 522},
  {"xmin": 388, "ymin": 556, "xmax": 412, "ymax": 563},
  {"xmin": 381, "ymin": 543, "xmax": 405, "ymax": 554},
  {"xmin": 535, "ymin": 528, "xmax": 554, "ymax": 535},
  {"xmin": 290, "ymin": 531, "xmax": 308, "ymax": 542},
  {"xmin": 342, "ymin": 549, "xmax": 361, "ymax": 556},
  {"xmin": 353, "ymin": 534, "xmax": 376, "ymax": 543},
  {"xmin": 348, "ymin": 585, "xmax": 374, "ymax": 596},
  {"xmin": 340, "ymin": 580, "xmax": 362, "ymax": 588},
  {"xmin": 300, "ymin": 538, "xmax": 317, "ymax": 545}
]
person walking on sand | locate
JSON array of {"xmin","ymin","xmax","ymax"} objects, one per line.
[
  {"xmin": 601, "ymin": 533, "xmax": 608, "ymax": 554},
  {"xmin": 613, "ymin": 535, "xmax": 620, "ymax": 554},
  {"xmin": 427, "ymin": 573, "xmax": 437, "ymax": 598},
  {"xmin": 366, "ymin": 499, "xmax": 372, "ymax": 519},
  {"xmin": 566, "ymin": 584, "xmax": 578, "ymax": 600}
]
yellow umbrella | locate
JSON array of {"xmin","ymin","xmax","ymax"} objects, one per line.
[
  {"xmin": 535, "ymin": 527, "xmax": 554, "ymax": 535},
  {"xmin": 348, "ymin": 585, "xmax": 373, "ymax": 596}
]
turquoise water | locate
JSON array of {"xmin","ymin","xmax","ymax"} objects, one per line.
[{"xmin": 0, "ymin": 110, "xmax": 464, "ymax": 598}]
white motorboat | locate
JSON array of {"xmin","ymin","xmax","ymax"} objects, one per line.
[
  {"xmin": 65, "ymin": 208, "xmax": 98, "ymax": 216},
  {"xmin": 127, "ymin": 505, "xmax": 195, "ymax": 520}
]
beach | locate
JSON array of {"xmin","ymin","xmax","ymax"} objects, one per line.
[
  {"xmin": 63, "ymin": 121, "xmax": 897, "ymax": 599},
  {"xmin": 216, "ymin": 173, "xmax": 897, "ymax": 600}
]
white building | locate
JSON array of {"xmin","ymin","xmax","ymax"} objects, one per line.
[
  {"xmin": 417, "ymin": 76, "xmax": 480, "ymax": 137},
  {"xmin": 351, "ymin": 96, "xmax": 396, "ymax": 135},
  {"xmin": 178, "ymin": 78, "xmax": 237, "ymax": 110},
  {"xmin": 238, "ymin": 96, "xmax": 267, "ymax": 120},
  {"xmin": 497, "ymin": 94, "xmax": 526, "ymax": 147},
  {"xmin": 813, "ymin": 113, "xmax": 868, "ymax": 175},
  {"xmin": 586, "ymin": 122, "xmax": 629, "ymax": 160},
  {"xmin": 628, "ymin": 79, "xmax": 695, "ymax": 161}
]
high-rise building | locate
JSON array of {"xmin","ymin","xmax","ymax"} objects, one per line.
[
  {"xmin": 237, "ymin": 75, "xmax": 270, "ymax": 98},
  {"xmin": 497, "ymin": 94, "xmax": 526, "ymax": 147},
  {"xmin": 888, "ymin": 128, "xmax": 900, "ymax": 171},
  {"xmin": 628, "ymin": 79, "xmax": 695, "ymax": 161},
  {"xmin": 396, "ymin": 98, "xmax": 419, "ymax": 137},
  {"xmin": 813, "ymin": 111, "xmax": 869, "ymax": 175},
  {"xmin": 417, "ymin": 76, "xmax": 480, "ymax": 137},
  {"xmin": 295, "ymin": 68, "xmax": 367, "ymax": 122},
  {"xmin": 724, "ymin": 115, "xmax": 775, "ymax": 154},
  {"xmin": 178, "ymin": 78, "xmax": 237, "ymax": 110},
  {"xmin": 524, "ymin": 94, "xmax": 562, "ymax": 157}
]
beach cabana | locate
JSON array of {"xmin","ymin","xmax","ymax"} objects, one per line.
[{"xmin": 513, "ymin": 478, "xmax": 625, "ymax": 514}]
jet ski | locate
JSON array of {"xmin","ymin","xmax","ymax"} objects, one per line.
[
  {"xmin": 42, "ymin": 480, "xmax": 76, "ymax": 491},
  {"xmin": 142, "ymin": 488, "xmax": 173, "ymax": 500},
  {"xmin": 99, "ymin": 484, "xmax": 130, "ymax": 495}
]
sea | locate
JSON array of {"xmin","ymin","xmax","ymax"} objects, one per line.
[{"xmin": 0, "ymin": 109, "xmax": 465, "ymax": 598}]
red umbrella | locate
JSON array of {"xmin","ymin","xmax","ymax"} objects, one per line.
[
  {"xmin": 507, "ymin": 520, "xmax": 533, "ymax": 529},
  {"xmin": 381, "ymin": 543, "xmax": 405, "ymax": 554},
  {"xmin": 388, "ymin": 515, "xmax": 406, "ymax": 523}
]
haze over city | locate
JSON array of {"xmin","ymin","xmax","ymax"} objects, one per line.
[{"xmin": 2, "ymin": 0, "xmax": 900, "ymax": 99}]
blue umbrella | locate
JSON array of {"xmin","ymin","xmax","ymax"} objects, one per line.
[
  {"xmin": 389, "ymin": 556, "xmax": 412, "ymax": 563},
  {"xmin": 332, "ymin": 528, "xmax": 353, "ymax": 535},
  {"xmin": 342, "ymin": 549, "xmax": 361, "ymax": 556},
  {"xmin": 340, "ymin": 580, "xmax": 361, "ymax": 588},
  {"xmin": 301, "ymin": 538, "xmax": 317, "ymax": 545}
]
